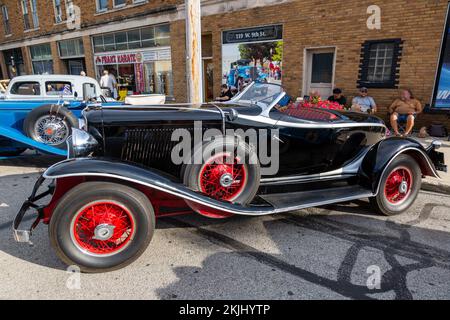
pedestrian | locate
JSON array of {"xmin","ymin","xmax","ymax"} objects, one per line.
[
  {"xmin": 80, "ymin": 71, "xmax": 86, "ymax": 77},
  {"xmin": 100, "ymin": 70, "xmax": 117, "ymax": 99}
]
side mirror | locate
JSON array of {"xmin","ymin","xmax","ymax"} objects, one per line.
[{"xmin": 74, "ymin": 91, "xmax": 78, "ymax": 98}]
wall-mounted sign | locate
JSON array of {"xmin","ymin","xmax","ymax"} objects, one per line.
[
  {"xmin": 94, "ymin": 49, "xmax": 172, "ymax": 66},
  {"xmin": 95, "ymin": 53, "xmax": 137, "ymax": 65},
  {"xmin": 223, "ymin": 25, "xmax": 283, "ymax": 44}
]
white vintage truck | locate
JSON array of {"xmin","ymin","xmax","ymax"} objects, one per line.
[{"xmin": 0, "ymin": 75, "xmax": 116, "ymax": 102}]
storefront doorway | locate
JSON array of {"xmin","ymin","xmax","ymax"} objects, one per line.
[
  {"xmin": 117, "ymin": 64, "xmax": 136, "ymax": 97},
  {"xmin": 203, "ymin": 58, "xmax": 214, "ymax": 101},
  {"xmin": 304, "ymin": 48, "xmax": 336, "ymax": 99},
  {"xmin": 143, "ymin": 62, "xmax": 172, "ymax": 95},
  {"xmin": 3, "ymin": 48, "xmax": 25, "ymax": 79},
  {"xmin": 95, "ymin": 49, "xmax": 173, "ymax": 100}
]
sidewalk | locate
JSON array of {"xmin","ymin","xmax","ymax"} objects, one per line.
[{"xmin": 412, "ymin": 135, "xmax": 450, "ymax": 194}]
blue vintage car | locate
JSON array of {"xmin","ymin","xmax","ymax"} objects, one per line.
[{"xmin": 0, "ymin": 75, "xmax": 121, "ymax": 157}]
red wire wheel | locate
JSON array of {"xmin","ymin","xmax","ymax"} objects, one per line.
[
  {"xmin": 384, "ymin": 166, "xmax": 413, "ymax": 204},
  {"xmin": 70, "ymin": 201, "xmax": 136, "ymax": 256},
  {"xmin": 199, "ymin": 153, "xmax": 248, "ymax": 202}
]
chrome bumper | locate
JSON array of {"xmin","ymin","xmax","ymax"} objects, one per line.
[{"xmin": 13, "ymin": 176, "xmax": 53, "ymax": 244}]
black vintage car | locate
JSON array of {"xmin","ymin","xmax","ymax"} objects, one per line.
[{"xmin": 14, "ymin": 82, "xmax": 447, "ymax": 272}]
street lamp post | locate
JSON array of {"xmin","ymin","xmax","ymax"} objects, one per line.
[{"xmin": 185, "ymin": 0, "xmax": 203, "ymax": 104}]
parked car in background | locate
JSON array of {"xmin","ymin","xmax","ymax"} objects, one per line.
[
  {"xmin": 0, "ymin": 80, "xmax": 9, "ymax": 94},
  {"xmin": 14, "ymin": 82, "xmax": 447, "ymax": 272},
  {"xmin": 0, "ymin": 75, "xmax": 164, "ymax": 156}
]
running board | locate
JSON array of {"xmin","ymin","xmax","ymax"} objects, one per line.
[
  {"xmin": 42, "ymin": 159, "xmax": 375, "ymax": 217},
  {"xmin": 258, "ymin": 185, "xmax": 375, "ymax": 211},
  {"xmin": 260, "ymin": 174, "xmax": 356, "ymax": 186}
]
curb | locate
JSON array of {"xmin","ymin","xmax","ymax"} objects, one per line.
[{"xmin": 421, "ymin": 180, "xmax": 450, "ymax": 195}]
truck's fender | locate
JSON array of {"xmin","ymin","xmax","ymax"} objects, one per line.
[{"xmin": 360, "ymin": 137, "xmax": 440, "ymax": 194}]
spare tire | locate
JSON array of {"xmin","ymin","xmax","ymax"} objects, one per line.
[{"xmin": 23, "ymin": 104, "xmax": 79, "ymax": 149}]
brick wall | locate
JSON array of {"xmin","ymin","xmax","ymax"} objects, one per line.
[
  {"xmin": 0, "ymin": 0, "xmax": 182, "ymax": 44},
  {"xmin": 188, "ymin": 0, "xmax": 449, "ymax": 127},
  {"xmin": 0, "ymin": 0, "xmax": 449, "ymax": 127},
  {"xmin": 82, "ymin": 35, "xmax": 95, "ymax": 77}
]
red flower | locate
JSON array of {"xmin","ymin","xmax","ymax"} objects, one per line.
[{"xmin": 298, "ymin": 100, "xmax": 343, "ymax": 111}]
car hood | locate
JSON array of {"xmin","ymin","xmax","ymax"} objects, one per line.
[{"xmin": 85, "ymin": 103, "xmax": 262, "ymax": 127}]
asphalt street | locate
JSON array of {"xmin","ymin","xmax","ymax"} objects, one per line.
[{"xmin": 0, "ymin": 156, "xmax": 449, "ymax": 300}]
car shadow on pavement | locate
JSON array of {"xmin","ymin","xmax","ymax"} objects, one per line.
[
  {"xmin": 156, "ymin": 202, "xmax": 450, "ymax": 300},
  {"xmin": 0, "ymin": 154, "xmax": 64, "ymax": 170},
  {"xmin": 0, "ymin": 197, "xmax": 449, "ymax": 299},
  {"xmin": 0, "ymin": 214, "xmax": 68, "ymax": 272},
  {"xmin": 0, "ymin": 172, "xmax": 67, "ymax": 271}
]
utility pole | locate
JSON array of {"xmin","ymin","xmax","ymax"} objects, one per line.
[{"xmin": 185, "ymin": 0, "xmax": 203, "ymax": 103}]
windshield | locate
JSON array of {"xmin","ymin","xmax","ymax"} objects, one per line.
[{"xmin": 228, "ymin": 82, "xmax": 286, "ymax": 111}]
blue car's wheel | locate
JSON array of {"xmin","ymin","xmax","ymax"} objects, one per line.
[{"xmin": 23, "ymin": 104, "xmax": 79, "ymax": 149}]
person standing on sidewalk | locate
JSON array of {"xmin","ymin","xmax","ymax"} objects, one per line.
[{"xmin": 100, "ymin": 70, "xmax": 117, "ymax": 99}]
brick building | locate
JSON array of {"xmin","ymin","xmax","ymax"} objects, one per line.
[{"xmin": 0, "ymin": 0, "xmax": 449, "ymax": 127}]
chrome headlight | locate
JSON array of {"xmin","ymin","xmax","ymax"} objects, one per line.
[{"xmin": 67, "ymin": 128, "xmax": 98, "ymax": 159}]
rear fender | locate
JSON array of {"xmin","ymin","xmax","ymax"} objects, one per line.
[{"xmin": 360, "ymin": 138, "xmax": 440, "ymax": 194}]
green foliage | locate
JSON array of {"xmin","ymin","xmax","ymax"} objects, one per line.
[
  {"xmin": 238, "ymin": 41, "xmax": 283, "ymax": 66},
  {"xmin": 271, "ymin": 41, "xmax": 283, "ymax": 62}
]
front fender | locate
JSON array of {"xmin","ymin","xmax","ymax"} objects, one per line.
[
  {"xmin": 360, "ymin": 137, "xmax": 440, "ymax": 194},
  {"xmin": 43, "ymin": 158, "xmax": 274, "ymax": 216}
]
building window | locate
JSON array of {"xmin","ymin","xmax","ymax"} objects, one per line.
[
  {"xmin": 21, "ymin": 0, "xmax": 31, "ymax": 30},
  {"xmin": 113, "ymin": 0, "xmax": 127, "ymax": 8},
  {"xmin": 92, "ymin": 25, "xmax": 171, "ymax": 53},
  {"xmin": 96, "ymin": 0, "xmax": 108, "ymax": 12},
  {"xmin": 30, "ymin": 44, "xmax": 54, "ymax": 75},
  {"xmin": 30, "ymin": 0, "xmax": 39, "ymax": 29},
  {"xmin": 58, "ymin": 38, "xmax": 85, "ymax": 58},
  {"xmin": 358, "ymin": 39, "xmax": 403, "ymax": 89},
  {"xmin": 54, "ymin": 0, "xmax": 63, "ymax": 23},
  {"xmin": 1, "ymin": 6, "xmax": 11, "ymax": 35}
]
